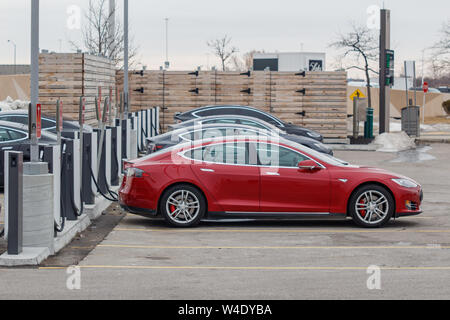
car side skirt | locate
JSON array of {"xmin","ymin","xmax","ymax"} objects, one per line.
[{"xmin": 207, "ymin": 212, "xmax": 348, "ymax": 220}]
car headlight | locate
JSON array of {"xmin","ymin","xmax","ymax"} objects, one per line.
[
  {"xmin": 392, "ymin": 178, "xmax": 418, "ymax": 188},
  {"xmin": 307, "ymin": 132, "xmax": 321, "ymax": 138}
]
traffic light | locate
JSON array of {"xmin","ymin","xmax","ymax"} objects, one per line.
[{"xmin": 385, "ymin": 50, "xmax": 395, "ymax": 87}]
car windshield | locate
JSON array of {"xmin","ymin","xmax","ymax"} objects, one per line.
[{"xmin": 280, "ymin": 138, "xmax": 350, "ymax": 166}]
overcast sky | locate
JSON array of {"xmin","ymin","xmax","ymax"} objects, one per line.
[{"xmin": 0, "ymin": 0, "xmax": 448, "ymax": 77}]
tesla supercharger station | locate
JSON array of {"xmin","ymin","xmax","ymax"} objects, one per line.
[
  {"xmin": 129, "ymin": 113, "xmax": 138, "ymax": 159},
  {"xmin": 109, "ymin": 126, "xmax": 120, "ymax": 186},
  {"xmin": 4, "ymin": 151, "xmax": 23, "ymax": 254},
  {"xmin": 43, "ymin": 145, "xmax": 61, "ymax": 230}
]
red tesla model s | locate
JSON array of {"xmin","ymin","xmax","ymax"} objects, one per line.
[{"xmin": 119, "ymin": 136, "xmax": 423, "ymax": 228}]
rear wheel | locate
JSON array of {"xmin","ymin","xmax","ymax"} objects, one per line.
[
  {"xmin": 349, "ymin": 185, "xmax": 394, "ymax": 228},
  {"xmin": 160, "ymin": 184, "xmax": 206, "ymax": 228}
]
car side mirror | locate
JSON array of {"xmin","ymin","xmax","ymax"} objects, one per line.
[{"xmin": 298, "ymin": 160, "xmax": 321, "ymax": 171}]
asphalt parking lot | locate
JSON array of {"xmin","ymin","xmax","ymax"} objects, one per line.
[{"xmin": 1, "ymin": 144, "xmax": 450, "ymax": 299}]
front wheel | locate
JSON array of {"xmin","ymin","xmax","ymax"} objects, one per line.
[
  {"xmin": 160, "ymin": 185, "xmax": 206, "ymax": 228},
  {"xmin": 349, "ymin": 185, "xmax": 395, "ymax": 228}
]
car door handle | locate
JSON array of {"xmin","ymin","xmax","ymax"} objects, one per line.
[
  {"xmin": 265, "ymin": 172, "xmax": 280, "ymax": 176},
  {"xmin": 200, "ymin": 168, "xmax": 215, "ymax": 173}
]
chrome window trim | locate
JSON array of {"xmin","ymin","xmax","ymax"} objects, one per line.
[
  {"xmin": 0, "ymin": 114, "xmax": 56, "ymax": 131},
  {"xmin": 0, "ymin": 126, "xmax": 28, "ymax": 144},
  {"xmin": 201, "ymin": 117, "xmax": 273, "ymax": 131},
  {"xmin": 192, "ymin": 106, "xmax": 285, "ymax": 127},
  {"xmin": 178, "ymin": 142, "xmax": 327, "ymax": 170},
  {"xmin": 178, "ymin": 126, "xmax": 274, "ymax": 143}
]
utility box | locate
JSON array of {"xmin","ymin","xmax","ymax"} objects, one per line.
[{"xmin": 401, "ymin": 106, "xmax": 420, "ymax": 137}]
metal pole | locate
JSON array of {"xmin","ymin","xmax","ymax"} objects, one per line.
[
  {"xmin": 423, "ymin": 92, "xmax": 426, "ymax": 124},
  {"xmin": 379, "ymin": 9, "xmax": 391, "ymax": 134},
  {"xmin": 404, "ymin": 61, "xmax": 409, "ymax": 106},
  {"xmin": 8, "ymin": 40, "xmax": 17, "ymax": 74},
  {"xmin": 353, "ymin": 98, "xmax": 358, "ymax": 139},
  {"xmin": 413, "ymin": 61, "xmax": 417, "ymax": 106},
  {"xmin": 123, "ymin": 0, "xmax": 129, "ymax": 115},
  {"xmin": 165, "ymin": 18, "xmax": 169, "ymax": 65},
  {"xmin": 108, "ymin": 0, "xmax": 116, "ymax": 57},
  {"xmin": 30, "ymin": 0, "xmax": 39, "ymax": 162}
]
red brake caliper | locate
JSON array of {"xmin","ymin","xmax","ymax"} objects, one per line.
[
  {"xmin": 359, "ymin": 199, "xmax": 367, "ymax": 217},
  {"xmin": 170, "ymin": 205, "xmax": 176, "ymax": 215}
]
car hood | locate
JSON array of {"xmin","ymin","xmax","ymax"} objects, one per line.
[
  {"xmin": 282, "ymin": 123, "xmax": 323, "ymax": 141},
  {"xmin": 337, "ymin": 165, "xmax": 417, "ymax": 182},
  {"xmin": 281, "ymin": 134, "xmax": 333, "ymax": 154}
]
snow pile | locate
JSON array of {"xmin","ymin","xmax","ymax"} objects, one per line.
[
  {"xmin": 372, "ymin": 131, "xmax": 416, "ymax": 153},
  {"xmin": 0, "ymin": 96, "xmax": 30, "ymax": 111}
]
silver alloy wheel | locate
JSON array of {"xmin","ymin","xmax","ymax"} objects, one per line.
[
  {"xmin": 355, "ymin": 190, "xmax": 389, "ymax": 225},
  {"xmin": 165, "ymin": 190, "xmax": 201, "ymax": 224}
]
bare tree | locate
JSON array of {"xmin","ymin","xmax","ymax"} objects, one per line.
[
  {"xmin": 71, "ymin": 0, "xmax": 139, "ymax": 69},
  {"xmin": 431, "ymin": 21, "xmax": 450, "ymax": 77},
  {"xmin": 330, "ymin": 23, "xmax": 379, "ymax": 109},
  {"xmin": 207, "ymin": 35, "xmax": 238, "ymax": 71},
  {"xmin": 231, "ymin": 50, "xmax": 264, "ymax": 71}
]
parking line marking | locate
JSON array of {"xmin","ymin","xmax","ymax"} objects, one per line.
[
  {"xmin": 114, "ymin": 227, "xmax": 450, "ymax": 234},
  {"xmin": 93, "ymin": 244, "xmax": 450, "ymax": 250},
  {"xmin": 39, "ymin": 265, "xmax": 450, "ymax": 271}
]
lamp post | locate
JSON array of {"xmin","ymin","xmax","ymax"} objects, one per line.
[
  {"xmin": 30, "ymin": 0, "xmax": 39, "ymax": 162},
  {"xmin": 7, "ymin": 40, "xmax": 17, "ymax": 74},
  {"xmin": 123, "ymin": 0, "xmax": 129, "ymax": 116}
]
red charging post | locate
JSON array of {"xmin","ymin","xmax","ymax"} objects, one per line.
[
  {"xmin": 422, "ymin": 82, "xmax": 429, "ymax": 123},
  {"xmin": 36, "ymin": 103, "xmax": 42, "ymax": 139}
]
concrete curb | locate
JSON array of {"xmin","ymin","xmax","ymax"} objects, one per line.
[
  {"xmin": 0, "ymin": 247, "xmax": 50, "ymax": 267},
  {"xmin": 84, "ymin": 187, "xmax": 119, "ymax": 221},
  {"xmin": 53, "ymin": 214, "xmax": 91, "ymax": 254},
  {"xmin": 0, "ymin": 193, "xmax": 116, "ymax": 267},
  {"xmin": 416, "ymin": 138, "xmax": 450, "ymax": 144}
]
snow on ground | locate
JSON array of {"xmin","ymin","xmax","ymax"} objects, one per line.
[
  {"xmin": 0, "ymin": 96, "xmax": 29, "ymax": 111},
  {"xmin": 372, "ymin": 131, "xmax": 416, "ymax": 153}
]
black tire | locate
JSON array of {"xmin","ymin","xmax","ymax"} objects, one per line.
[
  {"xmin": 349, "ymin": 184, "xmax": 395, "ymax": 228},
  {"xmin": 159, "ymin": 184, "xmax": 206, "ymax": 228}
]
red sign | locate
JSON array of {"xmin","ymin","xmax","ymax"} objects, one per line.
[
  {"xmin": 423, "ymin": 82, "xmax": 429, "ymax": 93},
  {"xmin": 36, "ymin": 104, "xmax": 42, "ymax": 139},
  {"xmin": 59, "ymin": 101, "xmax": 64, "ymax": 132}
]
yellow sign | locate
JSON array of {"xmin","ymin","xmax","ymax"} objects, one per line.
[{"xmin": 350, "ymin": 89, "xmax": 366, "ymax": 101}]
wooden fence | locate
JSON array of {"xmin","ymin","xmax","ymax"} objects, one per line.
[
  {"xmin": 116, "ymin": 70, "xmax": 348, "ymax": 140},
  {"xmin": 39, "ymin": 53, "xmax": 116, "ymax": 125}
]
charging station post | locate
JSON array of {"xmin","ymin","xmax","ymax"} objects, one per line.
[{"xmin": 5, "ymin": 152, "xmax": 23, "ymax": 255}]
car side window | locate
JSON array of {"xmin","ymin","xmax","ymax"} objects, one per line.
[
  {"xmin": 0, "ymin": 128, "xmax": 11, "ymax": 142},
  {"xmin": 257, "ymin": 144, "xmax": 308, "ymax": 167},
  {"xmin": 196, "ymin": 108, "xmax": 241, "ymax": 117},
  {"xmin": 239, "ymin": 119, "xmax": 268, "ymax": 130},
  {"xmin": 8, "ymin": 116, "xmax": 29, "ymax": 125},
  {"xmin": 202, "ymin": 119, "xmax": 236, "ymax": 125},
  {"xmin": 184, "ymin": 143, "xmax": 249, "ymax": 165},
  {"xmin": 8, "ymin": 130, "xmax": 27, "ymax": 141},
  {"xmin": 42, "ymin": 118, "xmax": 56, "ymax": 129}
]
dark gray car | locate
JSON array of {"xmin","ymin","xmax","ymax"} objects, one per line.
[
  {"xmin": 174, "ymin": 105, "xmax": 324, "ymax": 141},
  {"xmin": 0, "ymin": 110, "xmax": 92, "ymax": 134},
  {"xmin": 147, "ymin": 123, "xmax": 333, "ymax": 155},
  {"xmin": 0, "ymin": 120, "xmax": 60, "ymax": 187}
]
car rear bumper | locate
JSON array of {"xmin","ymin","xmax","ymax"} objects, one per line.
[{"xmin": 119, "ymin": 203, "xmax": 157, "ymax": 217}]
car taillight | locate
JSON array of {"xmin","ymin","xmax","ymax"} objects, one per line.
[{"xmin": 125, "ymin": 168, "xmax": 149, "ymax": 178}]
